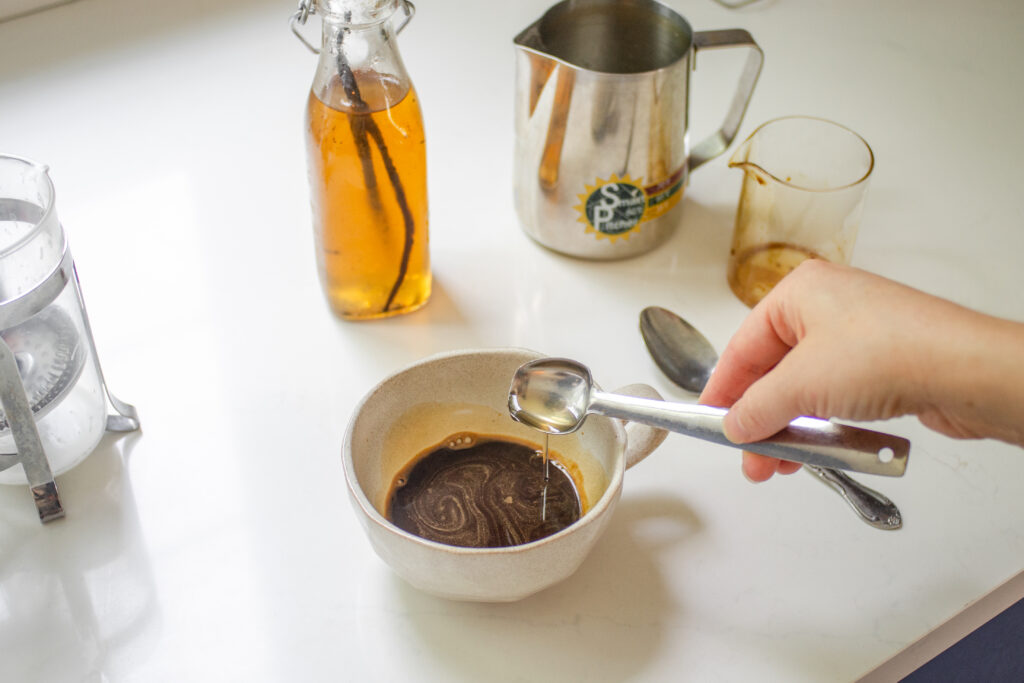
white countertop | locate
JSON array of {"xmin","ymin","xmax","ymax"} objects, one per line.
[{"xmin": 1, "ymin": 0, "xmax": 1023, "ymax": 680}]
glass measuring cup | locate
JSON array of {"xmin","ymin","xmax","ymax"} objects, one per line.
[{"xmin": 726, "ymin": 116, "xmax": 874, "ymax": 307}]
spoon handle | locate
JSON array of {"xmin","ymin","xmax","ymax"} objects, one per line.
[
  {"xmin": 805, "ymin": 465, "xmax": 902, "ymax": 530},
  {"xmin": 588, "ymin": 392, "xmax": 909, "ymax": 477}
]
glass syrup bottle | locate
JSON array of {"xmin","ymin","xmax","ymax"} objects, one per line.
[{"xmin": 293, "ymin": 0, "xmax": 430, "ymax": 320}]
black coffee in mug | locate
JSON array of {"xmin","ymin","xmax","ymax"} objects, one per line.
[{"xmin": 387, "ymin": 432, "xmax": 582, "ymax": 548}]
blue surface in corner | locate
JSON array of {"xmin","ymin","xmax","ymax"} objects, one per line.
[{"xmin": 901, "ymin": 597, "xmax": 1024, "ymax": 682}]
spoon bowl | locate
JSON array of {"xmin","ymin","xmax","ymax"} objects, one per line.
[
  {"xmin": 508, "ymin": 358, "xmax": 593, "ymax": 434},
  {"xmin": 640, "ymin": 307, "xmax": 717, "ymax": 393}
]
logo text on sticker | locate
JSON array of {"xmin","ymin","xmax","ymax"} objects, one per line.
[{"xmin": 575, "ymin": 168, "xmax": 684, "ymax": 243}]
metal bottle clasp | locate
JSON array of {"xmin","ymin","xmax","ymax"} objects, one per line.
[{"xmin": 289, "ymin": 0, "xmax": 416, "ymax": 55}]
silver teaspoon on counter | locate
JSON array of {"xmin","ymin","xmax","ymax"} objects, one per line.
[
  {"xmin": 508, "ymin": 357, "xmax": 910, "ymax": 478},
  {"xmin": 639, "ymin": 305, "xmax": 903, "ymax": 530}
]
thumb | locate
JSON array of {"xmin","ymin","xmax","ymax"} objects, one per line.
[{"xmin": 721, "ymin": 358, "xmax": 808, "ymax": 444}]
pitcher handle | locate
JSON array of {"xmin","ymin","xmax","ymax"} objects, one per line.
[{"xmin": 688, "ymin": 30, "xmax": 764, "ymax": 172}]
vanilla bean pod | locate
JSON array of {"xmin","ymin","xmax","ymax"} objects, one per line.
[
  {"xmin": 336, "ymin": 24, "xmax": 415, "ymax": 313},
  {"xmin": 336, "ymin": 31, "xmax": 383, "ymax": 215},
  {"xmin": 363, "ymin": 119, "xmax": 415, "ymax": 312}
]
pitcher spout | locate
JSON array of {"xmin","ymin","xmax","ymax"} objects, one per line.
[
  {"xmin": 513, "ymin": 15, "xmax": 546, "ymax": 54},
  {"xmin": 515, "ymin": 17, "xmax": 561, "ymax": 119}
]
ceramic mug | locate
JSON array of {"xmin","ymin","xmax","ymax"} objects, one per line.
[{"xmin": 342, "ymin": 348, "xmax": 668, "ymax": 602}]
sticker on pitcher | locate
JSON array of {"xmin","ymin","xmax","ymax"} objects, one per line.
[{"xmin": 575, "ymin": 168, "xmax": 684, "ymax": 242}]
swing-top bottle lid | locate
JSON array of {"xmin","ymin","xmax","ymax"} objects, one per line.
[{"xmin": 316, "ymin": 0, "xmax": 402, "ymax": 25}]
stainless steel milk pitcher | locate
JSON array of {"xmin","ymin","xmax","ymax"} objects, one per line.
[{"xmin": 513, "ymin": 0, "xmax": 763, "ymax": 259}]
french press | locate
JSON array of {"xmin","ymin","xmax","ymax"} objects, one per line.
[{"xmin": 0, "ymin": 154, "xmax": 140, "ymax": 523}]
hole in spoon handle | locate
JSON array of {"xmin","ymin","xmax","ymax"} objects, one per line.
[{"xmin": 754, "ymin": 419, "xmax": 910, "ymax": 477}]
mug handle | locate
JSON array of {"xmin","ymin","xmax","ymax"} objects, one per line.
[
  {"xmin": 688, "ymin": 30, "xmax": 764, "ymax": 172},
  {"xmin": 613, "ymin": 384, "xmax": 669, "ymax": 469}
]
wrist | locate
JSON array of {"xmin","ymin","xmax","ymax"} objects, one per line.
[{"xmin": 921, "ymin": 309, "xmax": 1024, "ymax": 445}]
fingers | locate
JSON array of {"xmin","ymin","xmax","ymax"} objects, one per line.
[
  {"xmin": 777, "ymin": 460, "xmax": 803, "ymax": 475},
  {"xmin": 742, "ymin": 452, "xmax": 803, "ymax": 482},
  {"xmin": 721, "ymin": 341, "xmax": 821, "ymax": 443},
  {"xmin": 742, "ymin": 452, "xmax": 779, "ymax": 482},
  {"xmin": 698, "ymin": 300, "xmax": 795, "ymax": 409}
]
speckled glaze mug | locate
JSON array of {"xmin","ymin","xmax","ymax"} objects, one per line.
[{"xmin": 342, "ymin": 348, "xmax": 667, "ymax": 602}]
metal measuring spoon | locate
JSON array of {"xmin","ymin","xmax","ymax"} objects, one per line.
[
  {"xmin": 639, "ymin": 305, "xmax": 903, "ymax": 530},
  {"xmin": 508, "ymin": 358, "xmax": 910, "ymax": 477}
]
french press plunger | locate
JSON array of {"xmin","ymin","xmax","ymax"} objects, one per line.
[{"xmin": 0, "ymin": 154, "xmax": 140, "ymax": 523}]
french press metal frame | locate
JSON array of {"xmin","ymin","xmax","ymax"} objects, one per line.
[{"xmin": 0, "ymin": 203, "xmax": 140, "ymax": 523}]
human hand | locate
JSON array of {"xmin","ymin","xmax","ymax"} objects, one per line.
[{"xmin": 699, "ymin": 260, "xmax": 1024, "ymax": 482}]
